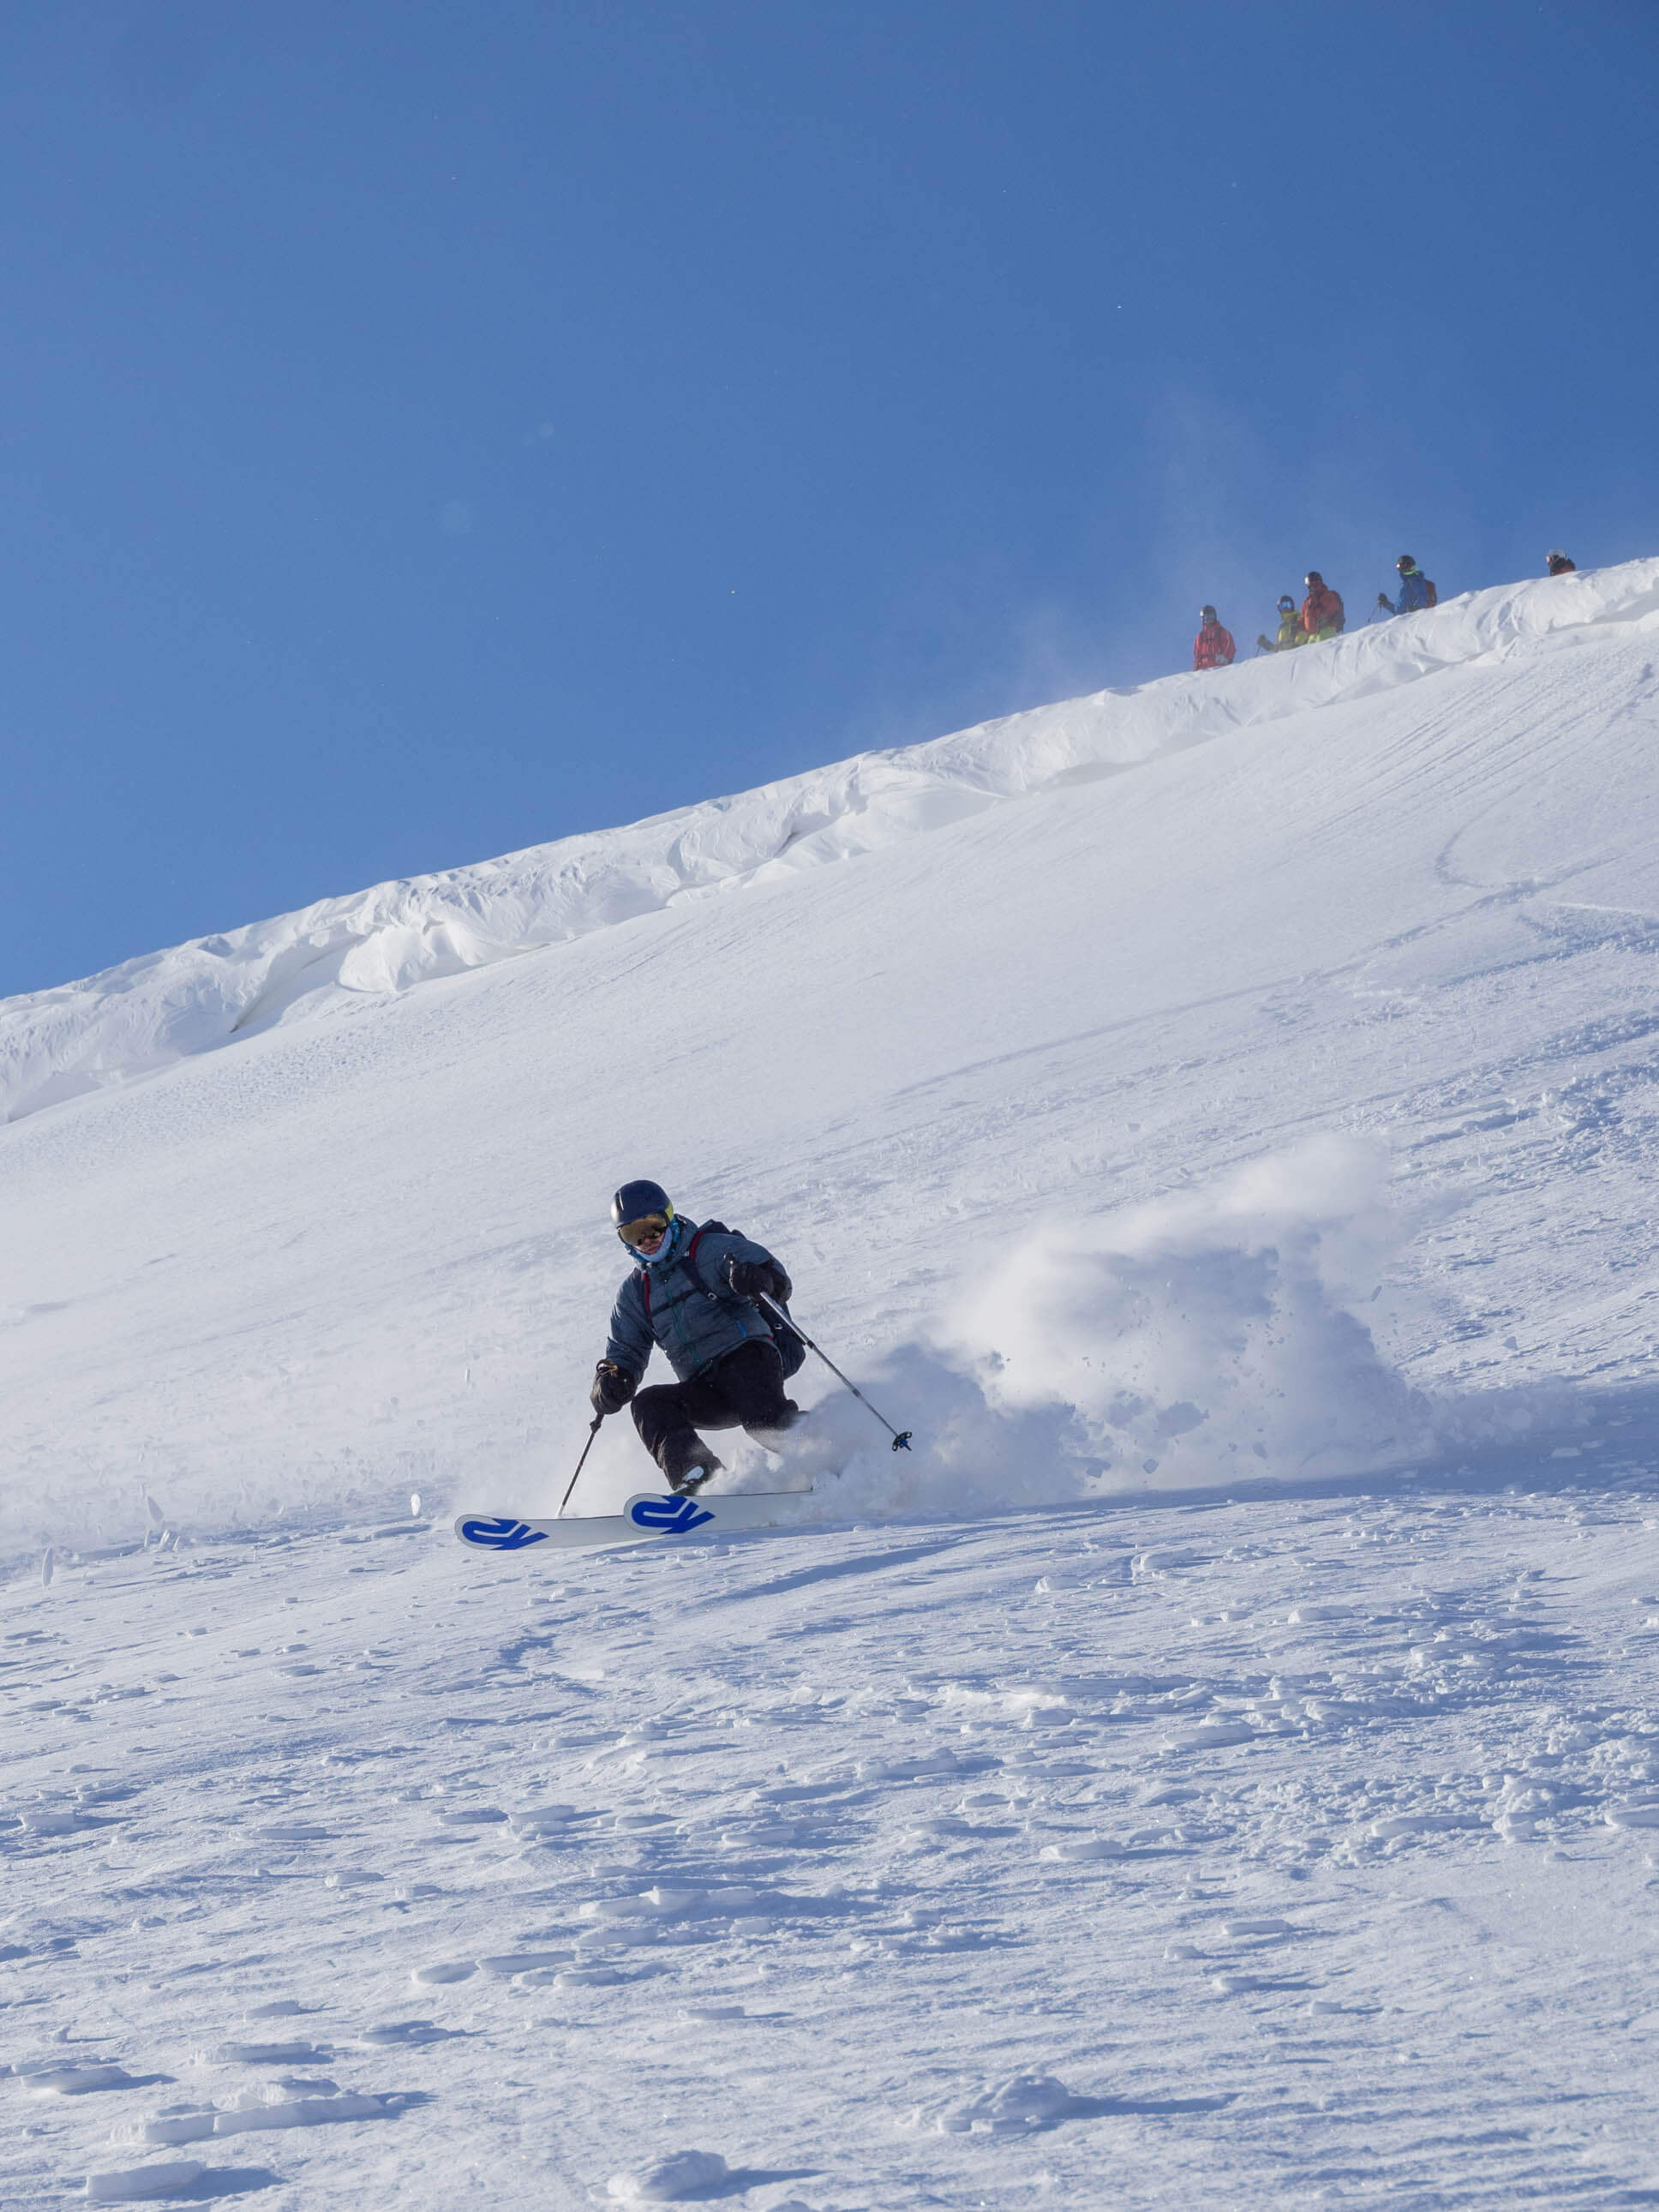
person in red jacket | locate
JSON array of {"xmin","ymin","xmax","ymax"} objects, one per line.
[
  {"xmin": 1547, "ymin": 549, "xmax": 1577, "ymax": 576},
  {"xmin": 1193, "ymin": 605, "xmax": 1236, "ymax": 670},
  {"xmin": 1300, "ymin": 572, "xmax": 1345, "ymax": 642}
]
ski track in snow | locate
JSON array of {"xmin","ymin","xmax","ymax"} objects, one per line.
[{"xmin": 5, "ymin": 1481, "xmax": 1659, "ymax": 2206}]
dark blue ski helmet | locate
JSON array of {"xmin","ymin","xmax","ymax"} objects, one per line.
[{"xmin": 611, "ymin": 1179, "xmax": 674, "ymax": 1244}]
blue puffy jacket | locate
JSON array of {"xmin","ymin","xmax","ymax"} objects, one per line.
[
  {"xmin": 1389, "ymin": 566, "xmax": 1434, "ymax": 614},
  {"xmin": 604, "ymin": 1216, "xmax": 791, "ymax": 1384}
]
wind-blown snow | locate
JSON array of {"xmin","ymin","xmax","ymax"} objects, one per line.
[
  {"xmin": 938, "ymin": 1133, "xmax": 1434, "ymax": 1485},
  {"xmin": 6, "ymin": 560, "xmax": 1659, "ymax": 2208}
]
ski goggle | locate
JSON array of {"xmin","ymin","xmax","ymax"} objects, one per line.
[
  {"xmin": 1279, "ymin": 597, "xmax": 1295, "ymax": 610},
  {"xmin": 618, "ymin": 1207, "xmax": 674, "ymax": 1249}
]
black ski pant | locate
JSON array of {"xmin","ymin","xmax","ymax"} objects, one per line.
[{"xmin": 632, "ymin": 1340, "xmax": 800, "ymax": 1483}]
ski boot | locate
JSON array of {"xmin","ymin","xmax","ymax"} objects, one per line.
[{"xmin": 669, "ymin": 1443, "xmax": 724, "ymax": 1496}]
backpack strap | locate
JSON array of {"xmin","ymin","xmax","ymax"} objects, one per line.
[
  {"xmin": 684, "ymin": 1224, "xmax": 717, "ymax": 1286},
  {"xmin": 639, "ymin": 1220, "xmax": 728, "ymax": 1313},
  {"xmin": 686, "ymin": 1220, "xmax": 728, "ymax": 1286}
]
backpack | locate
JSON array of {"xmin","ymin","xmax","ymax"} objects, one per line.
[
  {"xmin": 1425, "ymin": 578, "xmax": 1438, "ymax": 607},
  {"xmin": 682, "ymin": 1220, "xmax": 807, "ymax": 1380}
]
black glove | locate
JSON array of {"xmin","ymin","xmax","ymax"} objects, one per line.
[
  {"xmin": 590, "ymin": 1360, "xmax": 637, "ymax": 1417},
  {"xmin": 727, "ymin": 1256, "xmax": 792, "ymax": 1304}
]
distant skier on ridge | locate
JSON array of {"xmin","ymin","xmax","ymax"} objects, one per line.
[
  {"xmin": 1375, "ymin": 554, "xmax": 1437, "ymax": 617},
  {"xmin": 1257, "ymin": 595, "xmax": 1303, "ymax": 652},
  {"xmin": 1547, "ymin": 549, "xmax": 1577, "ymax": 576},
  {"xmin": 590, "ymin": 1180, "xmax": 805, "ymax": 1494},
  {"xmin": 1193, "ymin": 605, "xmax": 1236, "ymax": 670},
  {"xmin": 1300, "ymin": 571, "xmax": 1345, "ymax": 643}
]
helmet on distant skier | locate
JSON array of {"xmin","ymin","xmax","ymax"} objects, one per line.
[
  {"xmin": 612, "ymin": 1178, "xmax": 675, "ymax": 1250},
  {"xmin": 1201, "ymin": 604, "xmax": 1218, "ymax": 623},
  {"xmin": 1305, "ymin": 572, "xmax": 1323, "ymax": 587},
  {"xmin": 1278, "ymin": 595, "xmax": 1296, "ymax": 611},
  {"xmin": 1396, "ymin": 554, "xmax": 1416, "ymax": 572}
]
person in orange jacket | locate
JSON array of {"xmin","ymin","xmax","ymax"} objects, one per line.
[
  {"xmin": 1300, "ymin": 572, "xmax": 1345, "ymax": 642},
  {"xmin": 1193, "ymin": 605, "xmax": 1236, "ymax": 670}
]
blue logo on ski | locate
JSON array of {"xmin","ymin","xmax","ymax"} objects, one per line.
[
  {"xmin": 629, "ymin": 1496, "xmax": 716, "ymax": 1535},
  {"xmin": 458, "ymin": 1516, "xmax": 551, "ymax": 1550}
]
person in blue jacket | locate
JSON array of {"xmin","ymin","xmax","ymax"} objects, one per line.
[
  {"xmin": 1375, "ymin": 554, "xmax": 1435, "ymax": 616},
  {"xmin": 590, "ymin": 1179, "xmax": 805, "ymax": 1490}
]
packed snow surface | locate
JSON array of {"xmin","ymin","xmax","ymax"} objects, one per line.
[{"xmin": 5, "ymin": 560, "xmax": 1659, "ymax": 2204}]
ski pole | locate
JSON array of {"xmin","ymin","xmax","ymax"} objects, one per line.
[
  {"xmin": 757, "ymin": 1292, "xmax": 913, "ymax": 1451},
  {"xmin": 557, "ymin": 1413, "xmax": 604, "ymax": 1517}
]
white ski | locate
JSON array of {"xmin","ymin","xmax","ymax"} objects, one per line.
[{"xmin": 453, "ymin": 1489, "xmax": 811, "ymax": 1554}]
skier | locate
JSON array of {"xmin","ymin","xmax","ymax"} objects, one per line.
[
  {"xmin": 1256, "ymin": 595, "xmax": 1303, "ymax": 652},
  {"xmin": 1375, "ymin": 554, "xmax": 1436, "ymax": 616},
  {"xmin": 590, "ymin": 1180, "xmax": 805, "ymax": 1493},
  {"xmin": 1300, "ymin": 572, "xmax": 1345, "ymax": 643},
  {"xmin": 1193, "ymin": 606, "xmax": 1236, "ymax": 670},
  {"xmin": 1547, "ymin": 549, "xmax": 1577, "ymax": 576}
]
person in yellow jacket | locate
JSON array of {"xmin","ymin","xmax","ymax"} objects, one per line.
[{"xmin": 1255, "ymin": 595, "xmax": 1303, "ymax": 653}]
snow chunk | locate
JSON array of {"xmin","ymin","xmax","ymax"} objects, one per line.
[
  {"xmin": 475, "ymin": 1950, "xmax": 572, "ymax": 1977},
  {"xmin": 608, "ymin": 2149, "xmax": 729, "ymax": 2201},
  {"xmin": 18, "ymin": 1804, "xmax": 123, "ymax": 1835},
  {"xmin": 1165, "ymin": 1722, "xmax": 1256, "ymax": 1750},
  {"xmin": 120, "ymin": 2090, "xmax": 391, "ymax": 2144},
  {"xmin": 578, "ymin": 1885, "xmax": 724, "ymax": 1923},
  {"xmin": 934, "ymin": 2072, "xmax": 1084, "ymax": 2135},
  {"xmin": 508, "ymin": 1805, "xmax": 579, "ymax": 1836},
  {"xmin": 207, "ymin": 2041, "xmax": 326, "ymax": 2065},
  {"xmin": 84, "ymin": 2162, "xmax": 206, "ymax": 2202},
  {"xmin": 349, "ymin": 2020, "xmax": 451, "ymax": 2047},
  {"xmin": 1369, "ymin": 1813, "xmax": 1470, "ymax": 1839},
  {"xmin": 27, "ymin": 2064, "xmax": 135, "ymax": 2095},
  {"xmin": 1604, "ymin": 1802, "xmax": 1659, "ymax": 1830},
  {"xmin": 213, "ymin": 2089, "xmax": 389, "ymax": 2136}
]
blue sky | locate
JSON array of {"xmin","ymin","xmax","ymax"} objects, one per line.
[{"xmin": 3, "ymin": 1, "xmax": 1656, "ymax": 998}]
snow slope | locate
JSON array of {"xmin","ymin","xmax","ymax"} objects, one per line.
[
  {"xmin": 5, "ymin": 558, "xmax": 1655, "ymax": 1130},
  {"xmin": 5, "ymin": 557, "xmax": 1659, "ymax": 1557},
  {"xmin": 7, "ymin": 1484, "xmax": 1659, "ymax": 2209},
  {"xmin": 5, "ymin": 560, "xmax": 1659, "ymax": 2206}
]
